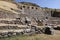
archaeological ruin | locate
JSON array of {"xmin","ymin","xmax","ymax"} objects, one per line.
[{"xmin": 0, "ymin": 0, "xmax": 60, "ymax": 37}]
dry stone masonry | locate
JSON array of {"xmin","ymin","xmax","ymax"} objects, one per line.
[{"xmin": 0, "ymin": 0, "xmax": 60, "ymax": 37}]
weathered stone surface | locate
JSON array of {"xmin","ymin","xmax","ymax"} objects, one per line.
[{"xmin": 0, "ymin": 1, "xmax": 60, "ymax": 37}]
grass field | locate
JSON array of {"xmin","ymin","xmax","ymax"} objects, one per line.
[{"xmin": 0, "ymin": 33, "xmax": 60, "ymax": 40}]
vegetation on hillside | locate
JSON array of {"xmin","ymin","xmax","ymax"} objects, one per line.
[{"xmin": 0, "ymin": 34, "xmax": 60, "ymax": 40}]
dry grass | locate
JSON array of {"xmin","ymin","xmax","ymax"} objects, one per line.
[{"xmin": 0, "ymin": 33, "xmax": 60, "ymax": 40}]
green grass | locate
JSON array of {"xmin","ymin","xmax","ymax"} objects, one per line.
[
  {"xmin": 1, "ymin": 34, "xmax": 59, "ymax": 40},
  {"xmin": 0, "ymin": 33, "xmax": 60, "ymax": 40},
  {"xmin": 0, "ymin": 34, "xmax": 41, "ymax": 40}
]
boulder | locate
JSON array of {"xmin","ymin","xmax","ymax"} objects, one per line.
[{"xmin": 43, "ymin": 27, "xmax": 54, "ymax": 35}]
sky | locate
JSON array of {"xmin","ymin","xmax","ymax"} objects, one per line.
[{"xmin": 15, "ymin": 0, "xmax": 60, "ymax": 9}]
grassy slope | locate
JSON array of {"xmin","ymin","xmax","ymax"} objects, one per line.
[{"xmin": 0, "ymin": 34, "xmax": 60, "ymax": 40}]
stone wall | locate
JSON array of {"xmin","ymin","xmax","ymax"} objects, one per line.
[{"xmin": 0, "ymin": 1, "xmax": 60, "ymax": 26}]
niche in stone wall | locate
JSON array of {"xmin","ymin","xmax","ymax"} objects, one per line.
[
  {"xmin": 31, "ymin": 7, "xmax": 34, "ymax": 9},
  {"xmin": 36, "ymin": 7, "xmax": 38, "ymax": 10},
  {"xmin": 23, "ymin": 6, "xmax": 25, "ymax": 8}
]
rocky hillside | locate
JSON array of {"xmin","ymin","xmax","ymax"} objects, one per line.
[
  {"xmin": 0, "ymin": 0, "xmax": 60, "ymax": 26},
  {"xmin": 0, "ymin": 1, "xmax": 20, "ymax": 19},
  {"xmin": 19, "ymin": 2, "xmax": 40, "ymax": 7},
  {"xmin": 0, "ymin": 0, "xmax": 41, "ymax": 19}
]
